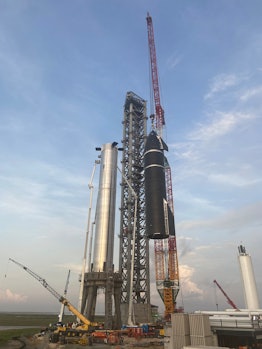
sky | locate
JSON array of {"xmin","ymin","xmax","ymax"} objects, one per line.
[{"xmin": 1, "ymin": 0, "xmax": 262, "ymax": 317}]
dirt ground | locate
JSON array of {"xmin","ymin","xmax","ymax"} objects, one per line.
[
  {"xmin": 4, "ymin": 334, "xmax": 164, "ymax": 349},
  {"xmin": 4, "ymin": 335, "xmax": 106, "ymax": 349}
]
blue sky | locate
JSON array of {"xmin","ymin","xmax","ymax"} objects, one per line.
[{"xmin": 1, "ymin": 0, "xmax": 262, "ymax": 316}]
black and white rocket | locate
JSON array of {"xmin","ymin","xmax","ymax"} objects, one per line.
[{"xmin": 144, "ymin": 130, "xmax": 175, "ymax": 239}]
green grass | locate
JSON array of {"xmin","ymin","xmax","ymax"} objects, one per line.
[
  {"xmin": 0, "ymin": 312, "xmax": 105, "ymax": 347},
  {"xmin": 0, "ymin": 328, "xmax": 38, "ymax": 347},
  {"xmin": 0, "ymin": 312, "xmax": 75, "ymax": 347},
  {"xmin": 0, "ymin": 312, "xmax": 75, "ymax": 326}
]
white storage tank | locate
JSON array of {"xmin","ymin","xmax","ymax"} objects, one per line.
[{"xmin": 238, "ymin": 245, "xmax": 260, "ymax": 310}]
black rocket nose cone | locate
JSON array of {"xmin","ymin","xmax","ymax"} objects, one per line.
[
  {"xmin": 145, "ymin": 130, "xmax": 160, "ymax": 151},
  {"xmin": 145, "ymin": 130, "xmax": 168, "ymax": 152}
]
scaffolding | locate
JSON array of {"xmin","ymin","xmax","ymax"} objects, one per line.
[{"xmin": 119, "ymin": 91, "xmax": 152, "ymax": 324}]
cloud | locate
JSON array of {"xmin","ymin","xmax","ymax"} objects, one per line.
[
  {"xmin": 0, "ymin": 161, "xmax": 89, "ymax": 216},
  {"xmin": 179, "ymin": 264, "xmax": 203, "ymax": 296},
  {"xmin": 167, "ymin": 52, "xmax": 182, "ymax": 70},
  {"xmin": 172, "ymin": 141, "xmax": 201, "ymax": 162},
  {"xmin": 177, "ymin": 202, "xmax": 262, "ymax": 235},
  {"xmin": 178, "ymin": 236, "xmax": 194, "ymax": 258},
  {"xmin": 204, "ymin": 73, "xmax": 242, "ymax": 100},
  {"xmin": 0, "ymin": 288, "xmax": 27, "ymax": 303},
  {"xmin": 240, "ymin": 85, "xmax": 262, "ymax": 102},
  {"xmin": 55, "ymin": 263, "xmax": 81, "ymax": 274},
  {"xmin": 189, "ymin": 111, "xmax": 255, "ymax": 142},
  {"xmin": 208, "ymin": 172, "xmax": 262, "ymax": 187}
]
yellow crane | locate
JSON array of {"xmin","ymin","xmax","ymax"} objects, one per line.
[{"xmin": 9, "ymin": 258, "xmax": 97, "ymax": 344}]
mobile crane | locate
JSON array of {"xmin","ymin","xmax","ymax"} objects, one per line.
[{"xmin": 9, "ymin": 258, "xmax": 97, "ymax": 345}]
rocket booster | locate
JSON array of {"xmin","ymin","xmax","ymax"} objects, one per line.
[
  {"xmin": 92, "ymin": 142, "xmax": 118, "ymax": 272},
  {"xmin": 144, "ymin": 130, "xmax": 175, "ymax": 239}
]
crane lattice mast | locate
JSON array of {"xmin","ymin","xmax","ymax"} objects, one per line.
[
  {"xmin": 9, "ymin": 258, "xmax": 94, "ymax": 325},
  {"xmin": 9, "ymin": 258, "xmax": 62, "ymax": 301},
  {"xmin": 146, "ymin": 13, "xmax": 165, "ymax": 136},
  {"xmin": 213, "ymin": 279, "xmax": 239, "ymax": 310},
  {"xmin": 59, "ymin": 269, "xmax": 71, "ymax": 322},
  {"xmin": 146, "ymin": 12, "xmax": 179, "ymax": 316}
]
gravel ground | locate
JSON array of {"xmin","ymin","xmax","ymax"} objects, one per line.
[{"xmin": 4, "ymin": 334, "xmax": 164, "ymax": 349}]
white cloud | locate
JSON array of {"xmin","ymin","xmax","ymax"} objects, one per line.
[
  {"xmin": 189, "ymin": 111, "xmax": 255, "ymax": 142},
  {"xmin": 0, "ymin": 161, "xmax": 89, "ymax": 217},
  {"xmin": 178, "ymin": 236, "xmax": 194, "ymax": 258},
  {"xmin": 204, "ymin": 73, "xmax": 242, "ymax": 100},
  {"xmin": 167, "ymin": 52, "xmax": 182, "ymax": 70},
  {"xmin": 55, "ymin": 263, "xmax": 81, "ymax": 274},
  {"xmin": 0, "ymin": 288, "xmax": 27, "ymax": 303},
  {"xmin": 240, "ymin": 86, "xmax": 262, "ymax": 102},
  {"xmin": 208, "ymin": 172, "xmax": 262, "ymax": 187},
  {"xmin": 179, "ymin": 264, "xmax": 203, "ymax": 295},
  {"xmin": 177, "ymin": 202, "xmax": 262, "ymax": 235},
  {"xmin": 172, "ymin": 142, "xmax": 200, "ymax": 162}
]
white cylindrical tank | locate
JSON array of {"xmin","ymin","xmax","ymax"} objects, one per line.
[
  {"xmin": 238, "ymin": 245, "xmax": 260, "ymax": 309},
  {"xmin": 92, "ymin": 143, "xmax": 118, "ymax": 272}
]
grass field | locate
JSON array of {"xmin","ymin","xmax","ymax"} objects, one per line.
[
  {"xmin": 0, "ymin": 312, "xmax": 75, "ymax": 326},
  {"xmin": 0, "ymin": 312, "xmax": 105, "ymax": 347},
  {"xmin": 0, "ymin": 328, "xmax": 40, "ymax": 347},
  {"xmin": 0, "ymin": 312, "xmax": 75, "ymax": 347}
]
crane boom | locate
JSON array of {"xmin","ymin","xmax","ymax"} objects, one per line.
[
  {"xmin": 213, "ymin": 279, "xmax": 239, "ymax": 310},
  {"xmin": 9, "ymin": 258, "xmax": 62, "ymax": 301},
  {"xmin": 146, "ymin": 12, "xmax": 165, "ymax": 134},
  {"xmin": 64, "ymin": 269, "xmax": 71, "ymax": 296},
  {"xmin": 58, "ymin": 269, "xmax": 71, "ymax": 323},
  {"xmin": 9, "ymin": 258, "xmax": 95, "ymax": 326},
  {"xmin": 146, "ymin": 13, "xmax": 180, "ymax": 318}
]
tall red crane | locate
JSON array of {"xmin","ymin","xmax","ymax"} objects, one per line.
[
  {"xmin": 146, "ymin": 13, "xmax": 165, "ymax": 135},
  {"xmin": 146, "ymin": 12, "xmax": 180, "ymax": 317},
  {"xmin": 213, "ymin": 279, "xmax": 239, "ymax": 310}
]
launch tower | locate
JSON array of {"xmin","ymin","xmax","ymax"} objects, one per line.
[{"xmin": 119, "ymin": 91, "xmax": 152, "ymax": 324}]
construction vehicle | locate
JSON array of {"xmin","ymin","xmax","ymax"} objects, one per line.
[
  {"xmin": 213, "ymin": 279, "xmax": 240, "ymax": 311},
  {"xmin": 92, "ymin": 330, "xmax": 125, "ymax": 344},
  {"xmin": 146, "ymin": 12, "xmax": 180, "ymax": 319},
  {"xmin": 9, "ymin": 258, "xmax": 97, "ymax": 345}
]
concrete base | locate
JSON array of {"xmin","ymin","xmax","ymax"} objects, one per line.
[{"xmin": 81, "ymin": 271, "xmax": 122, "ymax": 329}]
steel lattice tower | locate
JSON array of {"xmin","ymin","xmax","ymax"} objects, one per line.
[{"xmin": 119, "ymin": 91, "xmax": 152, "ymax": 324}]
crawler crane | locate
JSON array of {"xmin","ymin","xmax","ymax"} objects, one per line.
[
  {"xmin": 213, "ymin": 279, "xmax": 239, "ymax": 311},
  {"xmin": 146, "ymin": 13, "xmax": 179, "ymax": 318},
  {"xmin": 9, "ymin": 258, "xmax": 97, "ymax": 345}
]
